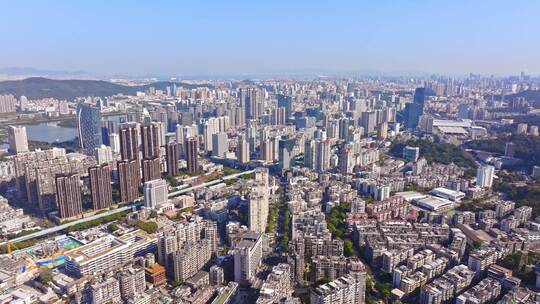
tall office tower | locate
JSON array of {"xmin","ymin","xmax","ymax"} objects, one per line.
[
  {"xmin": 55, "ymin": 173, "xmax": 82, "ymax": 218},
  {"xmin": 77, "ymin": 103, "xmax": 103, "ymax": 155},
  {"xmin": 304, "ymin": 139, "xmax": 315, "ymax": 169},
  {"xmin": 7, "ymin": 125, "xmax": 28, "ymax": 154},
  {"xmin": 165, "ymin": 142, "xmax": 179, "ymax": 177},
  {"xmin": 185, "ymin": 137, "xmax": 199, "ymax": 174},
  {"xmin": 278, "ymin": 138, "xmax": 295, "ymax": 170},
  {"xmin": 315, "ymin": 140, "xmax": 331, "ymax": 172},
  {"xmin": 505, "ymin": 142, "xmax": 515, "ymax": 158},
  {"xmin": 339, "ymin": 118, "xmax": 351, "ymax": 140},
  {"xmin": 140, "ymin": 123, "xmax": 160, "ymax": 159},
  {"xmin": 476, "ymin": 165, "xmax": 495, "ymax": 188},
  {"xmin": 234, "ymin": 232, "xmax": 263, "ymax": 286},
  {"xmin": 109, "ymin": 133, "xmax": 120, "ymax": 153},
  {"xmin": 89, "ymin": 164, "xmax": 113, "ymax": 210},
  {"xmin": 119, "ymin": 124, "xmax": 139, "ymax": 161},
  {"xmin": 277, "ymin": 94, "xmax": 293, "ymax": 122},
  {"xmin": 248, "ymin": 191, "xmax": 269, "ymax": 233},
  {"xmin": 405, "ymin": 87, "xmax": 426, "ymax": 130},
  {"xmin": 142, "ymin": 157, "xmax": 161, "ymax": 183},
  {"xmin": 360, "ymin": 111, "xmax": 377, "ymax": 136},
  {"xmin": 95, "ymin": 145, "xmax": 113, "ymax": 164},
  {"xmin": 377, "ymin": 122, "xmax": 388, "ymax": 139},
  {"xmin": 237, "ymin": 137, "xmax": 250, "ymax": 164},
  {"xmin": 261, "ymin": 139, "xmax": 274, "ymax": 163},
  {"xmin": 212, "ymin": 132, "xmax": 228, "ymax": 158},
  {"xmin": 143, "ymin": 179, "xmax": 168, "ymax": 209},
  {"xmin": 118, "ymin": 160, "xmax": 140, "ymax": 203}
]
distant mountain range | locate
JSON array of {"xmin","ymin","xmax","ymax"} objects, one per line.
[{"xmin": 0, "ymin": 77, "xmax": 210, "ymax": 100}]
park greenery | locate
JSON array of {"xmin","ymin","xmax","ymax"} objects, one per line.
[
  {"xmin": 495, "ymin": 181, "xmax": 540, "ymax": 217},
  {"xmin": 465, "ymin": 134, "xmax": 540, "ymax": 168},
  {"xmin": 134, "ymin": 220, "xmax": 159, "ymax": 234},
  {"xmin": 266, "ymin": 203, "xmax": 279, "ymax": 233},
  {"xmin": 66, "ymin": 210, "xmax": 130, "ymax": 233},
  {"xmin": 326, "ymin": 202, "xmax": 356, "ymax": 257},
  {"xmin": 37, "ymin": 267, "xmax": 53, "ymax": 285},
  {"xmin": 498, "ymin": 252, "xmax": 540, "ymax": 286},
  {"xmin": 281, "ymin": 206, "xmax": 290, "ymax": 252},
  {"xmin": 390, "ymin": 139, "xmax": 477, "ymax": 176},
  {"xmin": 5, "ymin": 228, "xmax": 42, "ymax": 240}
]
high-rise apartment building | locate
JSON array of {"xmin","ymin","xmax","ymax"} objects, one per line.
[
  {"xmin": 277, "ymin": 94, "xmax": 293, "ymax": 122},
  {"xmin": 315, "ymin": 140, "xmax": 331, "ymax": 172},
  {"xmin": 311, "ymin": 275, "xmax": 366, "ymax": 304},
  {"xmin": 476, "ymin": 165, "xmax": 495, "ymax": 188},
  {"xmin": 185, "ymin": 137, "xmax": 199, "ymax": 174},
  {"xmin": 360, "ymin": 111, "xmax": 377, "ymax": 136},
  {"xmin": 7, "ymin": 125, "xmax": 28, "ymax": 154},
  {"xmin": 55, "ymin": 173, "xmax": 83, "ymax": 218},
  {"xmin": 142, "ymin": 157, "xmax": 161, "ymax": 183},
  {"xmin": 109, "ymin": 133, "xmax": 120, "ymax": 153},
  {"xmin": 165, "ymin": 142, "xmax": 179, "ymax": 177},
  {"xmin": 119, "ymin": 123, "xmax": 139, "ymax": 161},
  {"xmin": 118, "ymin": 160, "xmax": 140, "ymax": 203},
  {"xmin": 278, "ymin": 138, "xmax": 295, "ymax": 171},
  {"xmin": 234, "ymin": 232, "xmax": 263, "ymax": 285},
  {"xmin": 89, "ymin": 164, "xmax": 113, "ymax": 210},
  {"xmin": 94, "ymin": 144, "xmax": 113, "ymax": 164},
  {"xmin": 117, "ymin": 265, "xmax": 146, "ymax": 300},
  {"xmin": 212, "ymin": 132, "xmax": 228, "ymax": 158},
  {"xmin": 237, "ymin": 137, "xmax": 250, "ymax": 164},
  {"xmin": 248, "ymin": 191, "xmax": 269, "ymax": 233},
  {"xmin": 140, "ymin": 123, "xmax": 160, "ymax": 159}
]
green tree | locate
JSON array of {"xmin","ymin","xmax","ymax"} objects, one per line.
[{"xmin": 37, "ymin": 268, "xmax": 53, "ymax": 285}]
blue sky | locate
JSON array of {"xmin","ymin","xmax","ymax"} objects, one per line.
[{"xmin": 1, "ymin": 0, "xmax": 539, "ymax": 77}]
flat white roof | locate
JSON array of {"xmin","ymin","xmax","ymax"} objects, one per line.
[
  {"xmin": 395, "ymin": 191, "xmax": 427, "ymax": 202},
  {"xmin": 431, "ymin": 187, "xmax": 465, "ymax": 197},
  {"xmin": 415, "ymin": 196, "xmax": 454, "ymax": 211}
]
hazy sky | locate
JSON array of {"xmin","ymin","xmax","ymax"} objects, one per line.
[{"xmin": 2, "ymin": 0, "xmax": 540, "ymax": 77}]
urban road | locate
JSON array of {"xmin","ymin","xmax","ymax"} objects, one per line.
[{"xmin": 0, "ymin": 169, "xmax": 255, "ymax": 247}]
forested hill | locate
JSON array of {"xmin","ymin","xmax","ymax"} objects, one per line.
[{"xmin": 0, "ymin": 77, "xmax": 211, "ymax": 100}]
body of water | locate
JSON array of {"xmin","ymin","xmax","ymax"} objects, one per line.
[
  {"xmin": 25, "ymin": 122, "xmax": 78, "ymax": 143},
  {"xmin": 24, "ymin": 114, "xmax": 127, "ymax": 144}
]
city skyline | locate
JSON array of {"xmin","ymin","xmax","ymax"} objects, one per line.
[{"xmin": 1, "ymin": 1, "xmax": 540, "ymax": 78}]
